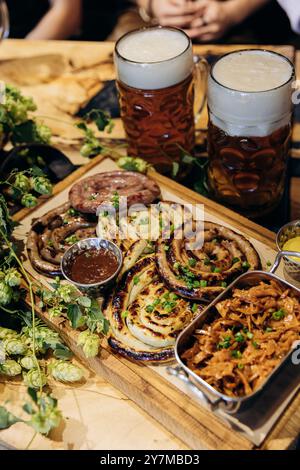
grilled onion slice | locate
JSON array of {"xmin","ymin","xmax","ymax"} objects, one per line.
[
  {"xmin": 156, "ymin": 221, "xmax": 261, "ymax": 302},
  {"xmin": 106, "ymin": 254, "xmax": 199, "ymax": 362}
]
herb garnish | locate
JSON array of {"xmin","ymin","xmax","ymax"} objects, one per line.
[{"xmin": 272, "ymin": 309, "xmax": 285, "ymax": 321}]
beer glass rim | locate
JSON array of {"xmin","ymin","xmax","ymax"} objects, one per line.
[
  {"xmin": 210, "ymin": 49, "xmax": 295, "ymax": 94},
  {"xmin": 115, "ymin": 26, "xmax": 192, "ymax": 65}
]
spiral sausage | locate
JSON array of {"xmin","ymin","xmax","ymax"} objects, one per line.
[
  {"xmin": 27, "ymin": 203, "xmax": 97, "ymax": 277},
  {"xmin": 69, "ymin": 171, "xmax": 161, "ymax": 214},
  {"xmin": 156, "ymin": 221, "xmax": 261, "ymax": 302}
]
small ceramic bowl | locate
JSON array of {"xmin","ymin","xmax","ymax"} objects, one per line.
[
  {"xmin": 61, "ymin": 238, "xmax": 123, "ymax": 297},
  {"xmin": 276, "ymin": 220, "xmax": 300, "ymax": 283}
]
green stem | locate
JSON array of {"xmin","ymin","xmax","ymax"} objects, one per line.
[
  {"xmin": 35, "ymin": 114, "xmax": 124, "ymax": 159},
  {"xmin": 34, "ymin": 115, "xmax": 77, "ymax": 128},
  {"xmin": 0, "ymin": 305, "xmax": 19, "ymax": 314},
  {"xmin": 25, "ymin": 431, "xmax": 37, "ymax": 450}
]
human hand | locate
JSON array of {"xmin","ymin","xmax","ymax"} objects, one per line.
[
  {"xmin": 184, "ymin": 0, "xmax": 239, "ymax": 42},
  {"xmin": 151, "ymin": 0, "xmax": 204, "ymax": 29}
]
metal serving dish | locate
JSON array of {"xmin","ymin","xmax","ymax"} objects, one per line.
[
  {"xmin": 61, "ymin": 238, "xmax": 123, "ymax": 297},
  {"xmin": 276, "ymin": 220, "xmax": 300, "ymax": 283},
  {"xmin": 172, "ymin": 250, "xmax": 300, "ymax": 419}
]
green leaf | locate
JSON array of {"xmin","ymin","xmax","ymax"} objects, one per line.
[
  {"xmin": 0, "ymin": 194, "xmax": 15, "ymax": 236},
  {"xmin": 31, "ymin": 165, "xmax": 46, "ymax": 177},
  {"xmin": 77, "ymin": 296, "xmax": 92, "ymax": 308},
  {"xmin": 23, "ymin": 402, "xmax": 34, "ymax": 415},
  {"xmin": 171, "ymin": 162, "xmax": 179, "ymax": 178},
  {"xmin": 27, "ymin": 387, "xmax": 38, "ymax": 403},
  {"xmin": 76, "ymin": 122, "xmax": 88, "ymax": 132},
  {"xmin": 11, "ymin": 120, "xmax": 37, "ymax": 144},
  {"xmin": 181, "ymin": 153, "xmax": 195, "ymax": 165},
  {"xmin": 0, "ymin": 406, "xmax": 21, "ymax": 429},
  {"xmin": 67, "ymin": 304, "xmax": 83, "ymax": 329},
  {"xmin": 84, "ymin": 109, "xmax": 111, "ymax": 132},
  {"xmin": 85, "ymin": 299, "xmax": 110, "ymax": 334},
  {"xmin": 54, "ymin": 343, "xmax": 73, "ymax": 360}
]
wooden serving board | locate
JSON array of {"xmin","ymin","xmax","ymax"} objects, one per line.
[{"xmin": 10, "ymin": 155, "xmax": 300, "ymax": 451}]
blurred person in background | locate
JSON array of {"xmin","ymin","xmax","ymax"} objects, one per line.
[
  {"xmin": 6, "ymin": 0, "xmax": 130, "ymax": 40},
  {"xmin": 82, "ymin": 0, "xmax": 131, "ymax": 41},
  {"xmin": 7, "ymin": 0, "xmax": 82, "ymax": 39},
  {"xmin": 134, "ymin": 0, "xmax": 298, "ymax": 45},
  {"xmin": 277, "ymin": 0, "xmax": 300, "ymax": 33}
]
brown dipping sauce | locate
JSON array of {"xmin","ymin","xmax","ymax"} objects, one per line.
[{"xmin": 66, "ymin": 248, "xmax": 119, "ymax": 285}]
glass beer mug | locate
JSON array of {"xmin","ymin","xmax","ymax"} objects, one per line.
[
  {"xmin": 207, "ymin": 49, "xmax": 295, "ymax": 217},
  {"xmin": 114, "ymin": 26, "xmax": 207, "ymax": 178}
]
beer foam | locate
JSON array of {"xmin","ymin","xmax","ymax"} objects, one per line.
[
  {"xmin": 213, "ymin": 50, "xmax": 292, "ymax": 92},
  {"xmin": 208, "ymin": 50, "xmax": 294, "ymax": 137},
  {"xmin": 115, "ymin": 28, "xmax": 194, "ymax": 90}
]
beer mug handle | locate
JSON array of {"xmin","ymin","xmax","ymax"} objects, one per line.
[{"xmin": 194, "ymin": 56, "xmax": 209, "ymax": 124}]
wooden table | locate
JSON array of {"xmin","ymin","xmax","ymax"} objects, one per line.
[
  {"xmin": 0, "ymin": 40, "xmax": 299, "ymax": 451},
  {"xmin": 0, "ymin": 39, "xmax": 298, "ymax": 220}
]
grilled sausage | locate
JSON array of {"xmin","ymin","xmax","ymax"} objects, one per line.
[{"xmin": 69, "ymin": 171, "xmax": 161, "ymax": 214}]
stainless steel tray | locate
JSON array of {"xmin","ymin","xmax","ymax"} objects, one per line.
[{"xmin": 168, "ymin": 251, "xmax": 300, "ymax": 446}]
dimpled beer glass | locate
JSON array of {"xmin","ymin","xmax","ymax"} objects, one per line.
[
  {"xmin": 207, "ymin": 49, "xmax": 295, "ymax": 216},
  {"xmin": 114, "ymin": 27, "xmax": 207, "ymax": 178}
]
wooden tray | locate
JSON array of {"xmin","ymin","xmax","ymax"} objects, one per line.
[{"xmin": 11, "ymin": 155, "xmax": 300, "ymax": 450}]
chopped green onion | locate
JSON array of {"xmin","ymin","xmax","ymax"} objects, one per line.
[
  {"xmin": 231, "ymin": 350, "xmax": 242, "ymax": 358},
  {"xmin": 214, "ymin": 267, "xmax": 221, "ymax": 273},
  {"xmin": 170, "ymin": 293, "xmax": 178, "ymax": 301},
  {"xmin": 121, "ymin": 310, "xmax": 129, "ymax": 319},
  {"xmin": 217, "ymin": 335, "xmax": 231, "ymax": 350},
  {"xmin": 146, "ymin": 305, "xmax": 154, "ymax": 313},
  {"xmin": 272, "ymin": 309, "xmax": 285, "ymax": 321},
  {"xmin": 192, "ymin": 280, "xmax": 201, "ymax": 288},
  {"xmin": 188, "ymin": 258, "xmax": 197, "ymax": 268},
  {"xmin": 234, "ymin": 332, "xmax": 245, "ymax": 343},
  {"xmin": 65, "ymin": 235, "xmax": 79, "ymax": 245}
]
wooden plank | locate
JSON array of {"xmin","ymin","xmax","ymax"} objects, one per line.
[
  {"xmin": 262, "ymin": 393, "xmax": 300, "ymax": 450},
  {"xmin": 28, "ymin": 287, "xmax": 252, "ymax": 451},
  {"xmin": 151, "ymin": 170, "xmax": 277, "ymax": 248},
  {"xmin": 11, "ymin": 156, "xmax": 299, "ymax": 450}
]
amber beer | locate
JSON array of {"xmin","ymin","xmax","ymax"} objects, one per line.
[
  {"xmin": 114, "ymin": 27, "xmax": 206, "ymax": 178},
  {"xmin": 207, "ymin": 50, "xmax": 295, "ymax": 216}
]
